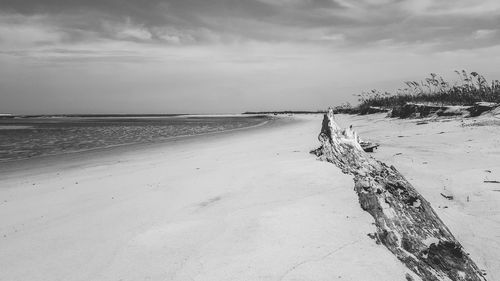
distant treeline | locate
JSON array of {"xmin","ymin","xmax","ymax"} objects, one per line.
[
  {"xmin": 3, "ymin": 114, "xmax": 186, "ymax": 119},
  {"xmin": 342, "ymin": 70, "xmax": 500, "ymax": 115},
  {"xmin": 243, "ymin": 110, "xmax": 326, "ymax": 115}
]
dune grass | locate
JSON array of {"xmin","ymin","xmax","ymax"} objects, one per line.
[{"xmin": 352, "ymin": 71, "xmax": 500, "ymax": 114}]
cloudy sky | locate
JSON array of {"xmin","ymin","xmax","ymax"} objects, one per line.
[{"xmin": 1, "ymin": 0, "xmax": 500, "ymax": 114}]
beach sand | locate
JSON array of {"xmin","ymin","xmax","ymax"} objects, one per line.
[
  {"xmin": 0, "ymin": 115, "xmax": 415, "ymax": 281},
  {"xmin": 2, "ymin": 113, "xmax": 499, "ymax": 281}
]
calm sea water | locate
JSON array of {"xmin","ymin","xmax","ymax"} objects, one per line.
[{"xmin": 0, "ymin": 115, "xmax": 268, "ymax": 162}]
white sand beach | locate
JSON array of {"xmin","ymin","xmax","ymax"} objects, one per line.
[
  {"xmin": 0, "ymin": 116, "xmax": 414, "ymax": 281},
  {"xmin": 1, "ymin": 114, "xmax": 498, "ymax": 280}
]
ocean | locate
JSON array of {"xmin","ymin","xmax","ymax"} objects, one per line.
[{"xmin": 0, "ymin": 115, "xmax": 269, "ymax": 162}]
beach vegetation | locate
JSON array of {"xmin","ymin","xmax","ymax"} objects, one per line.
[{"xmin": 355, "ymin": 70, "xmax": 500, "ymax": 114}]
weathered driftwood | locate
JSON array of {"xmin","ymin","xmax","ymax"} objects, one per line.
[
  {"xmin": 468, "ymin": 102, "xmax": 500, "ymax": 117},
  {"xmin": 389, "ymin": 102, "xmax": 500, "ymax": 119},
  {"xmin": 312, "ymin": 108, "xmax": 486, "ymax": 281},
  {"xmin": 360, "ymin": 141, "xmax": 379, "ymax": 153},
  {"xmin": 390, "ymin": 103, "xmax": 446, "ymax": 118}
]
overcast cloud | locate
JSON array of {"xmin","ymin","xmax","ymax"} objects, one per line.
[{"xmin": 2, "ymin": 0, "xmax": 500, "ymax": 114}]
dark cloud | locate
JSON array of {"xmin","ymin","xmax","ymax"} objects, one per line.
[
  {"xmin": 0, "ymin": 0, "xmax": 348, "ymax": 44},
  {"xmin": 1, "ymin": 0, "xmax": 500, "ymax": 50}
]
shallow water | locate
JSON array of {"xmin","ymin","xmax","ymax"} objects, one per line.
[{"xmin": 0, "ymin": 115, "xmax": 268, "ymax": 162}]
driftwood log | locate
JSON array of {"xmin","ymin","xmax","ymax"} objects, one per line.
[
  {"xmin": 360, "ymin": 141, "xmax": 379, "ymax": 153},
  {"xmin": 312, "ymin": 108, "xmax": 486, "ymax": 281}
]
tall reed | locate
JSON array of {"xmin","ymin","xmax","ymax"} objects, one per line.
[{"xmin": 355, "ymin": 71, "xmax": 500, "ymax": 113}]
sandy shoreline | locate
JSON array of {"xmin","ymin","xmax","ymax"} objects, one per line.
[
  {"xmin": 0, "ymin": 115, "xmax": 416, "ymax": 281},
  {"xmin": 1, "ymin": 113, "xmax": 498, "ymax": 280},
  {"xmin": 0, "ymin": 115, "xmax": 275, "ymax": 177},
  {"xmin": 0, "ymin": 116, "xmax": 282, "ymax": 181}
]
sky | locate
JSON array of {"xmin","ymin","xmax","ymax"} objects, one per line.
[{"xmin": 1, "ymin": 0, "xmax": 500, "ymax": 114}]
